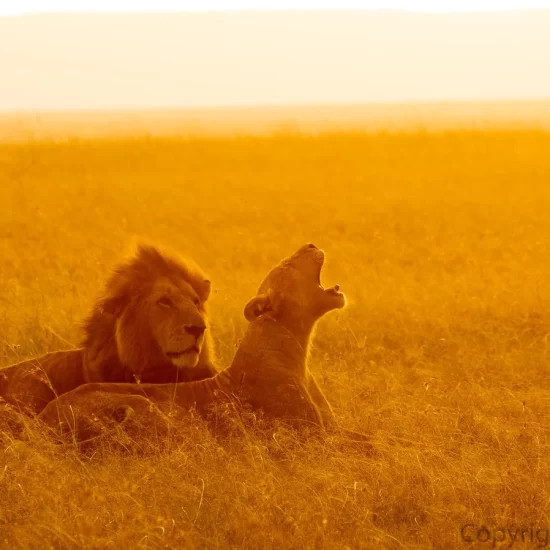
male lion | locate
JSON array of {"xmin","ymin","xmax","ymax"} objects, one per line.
[
  {"xmin": 40, "ymin": 244, "xmax": 367, "ymax": 442},
  {"xmin": 0, "ymin": 244, "xmax": 217, "ymax": 415}
]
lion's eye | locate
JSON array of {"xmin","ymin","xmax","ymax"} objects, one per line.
[
  {"xmin": 193, "ymin": 298, "xmax": 201, "ymax": 307},
  {"xmin": 157, "ymin": 296, "xmax": 173, "ymax": 308}
]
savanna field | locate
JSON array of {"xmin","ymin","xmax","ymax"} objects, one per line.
[{"xmin": 1, "ymin": 122, "xmax": 550, "ymax": 549}]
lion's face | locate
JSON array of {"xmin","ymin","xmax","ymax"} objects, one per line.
[
  {"xmin": 81, "ymin": 244, "xmax": 217, "ymax": 384},
  {"xmin": 111, "ymin": 271, "xmax": 212, "ymax": 377},
  {"xmin": 147, "ymin": 277, "xmax": 209, "ymax": 369},
  {"xmin": 244, "ymin": 244, "xmax": 346, "ymax": 324}
]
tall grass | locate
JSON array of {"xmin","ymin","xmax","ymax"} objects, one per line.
[{"xmin": 1, "ymin": 128, "xmax": 549, "ymax": 548}]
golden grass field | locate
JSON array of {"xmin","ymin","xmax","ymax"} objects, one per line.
[{"xmin": 1, "ymin": 119, "xmax": 550, "ymax": 548}]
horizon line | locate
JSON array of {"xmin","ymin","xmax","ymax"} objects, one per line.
[{"xmin": 2, "ymin": 98, "xmax": 550, "ymax": 114}]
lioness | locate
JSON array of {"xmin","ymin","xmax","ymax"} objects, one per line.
[
  {"xmin": 40, "ymin": 244, "xmax": 363, "ymax": 442},
  {"xmin": 0, "ymin": 244, "xmax": 217, "ymax": 415}
]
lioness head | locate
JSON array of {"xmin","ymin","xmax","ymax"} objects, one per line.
[
  {"xmin": 83, "ymin": 244, "xmax": 213, "ymax": 380},
  {"xmin": 244, "ymin": 243, "xmax": 346, "ymax": 325}
]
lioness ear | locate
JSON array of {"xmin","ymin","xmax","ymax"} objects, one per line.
[
  {"xmin": 201, "ymin": 279, "xmax": 211, "ymax": 301},
  {"xmin": 244, "ymin": 293, "xmax": 271, "ymax": 322}
]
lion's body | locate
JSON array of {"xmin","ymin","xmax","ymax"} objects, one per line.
[
  {"xmin": 40, "ymin": 245, "xmax": 349, "ymax": 439},
  {"xmin": 0, "ymin": 350, "xmax": 85, "ymax": 415},
  {"xmin": 1, "ymin": 245, "xmax": 218, "ymax": 416}
]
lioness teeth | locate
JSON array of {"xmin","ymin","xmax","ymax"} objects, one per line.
[{"xmin": 326, "ymin": 285, "xmax": 341, "ymax": 294}]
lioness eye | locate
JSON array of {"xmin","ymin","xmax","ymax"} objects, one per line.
[
  {"xmin": 157, "ymin": 296, "xmax": 173, "ymax": 308},
  {"xmin": 194, "ymin": 298, "xmax": 201, "ymax": 307}
]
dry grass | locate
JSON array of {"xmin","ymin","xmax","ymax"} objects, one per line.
[{"xmin": 1, "ymin": 126, "xmax": 550, "ymax": 549}]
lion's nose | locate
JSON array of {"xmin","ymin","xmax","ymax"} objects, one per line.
[{"xmin": 185, "ymin": 324, "xmax": 206, "ymax": 338}]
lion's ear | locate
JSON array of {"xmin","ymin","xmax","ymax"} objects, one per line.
[
  {"xmin": 100, "ymin": 294, "xmax": 127, "ymax": 316},
  {"xmin": 244, "ymin": 293, "xmax": 271, "ymax": 322},
  {"xmin": 100, "ymin": 273, "xmax": 131, "ymax": 316}
]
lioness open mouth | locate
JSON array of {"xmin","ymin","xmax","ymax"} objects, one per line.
[
  {"xmin": 315, "ymin": 250, "xmax": 344, "ymax": 296},
  {"xmin": 165, "ymin": 346, "xmax": 199, "ymax": 359}
]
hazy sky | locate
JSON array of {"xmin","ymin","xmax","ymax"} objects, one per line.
[
  {"xmin": 4, "ymin": 1, "xmax": 550, "ymax": 12},
  {"xmin": 1, "ymin": 9, "xmax": 550, "ymax": 110}
]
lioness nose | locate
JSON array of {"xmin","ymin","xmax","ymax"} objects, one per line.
[{"xmin": 185, "ymin": 325, "xmax": 206, "ymax": 338}]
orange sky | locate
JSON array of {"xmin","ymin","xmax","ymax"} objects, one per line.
[{"xmin": 1, "ymin": 11, "xmax": 550, "ymax": 110}]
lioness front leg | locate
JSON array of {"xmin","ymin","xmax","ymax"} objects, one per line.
[{"xmin": 257, "ymin": 383, "xmax": 325, "ymax": 431}]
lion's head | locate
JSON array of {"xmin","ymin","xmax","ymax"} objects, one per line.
[
  {"xmin": 82, "ymin": 244, "xmax": 216, "ymax": 383},
  {"xmin": 243, "ymin": 243, "xmax": 346, "ymax": 326}
]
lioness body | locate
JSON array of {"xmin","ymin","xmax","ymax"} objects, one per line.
[
  {"xmin": 41, "ymin": 244, "xmax": 350, "ymax": 439},
  {"xmin": 41, "ymin": 315, "xmax": 324, "ymax": 436},
  {"xmin": 0, "ymin": 245, "xmax": 217, "ymax": 415}
]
